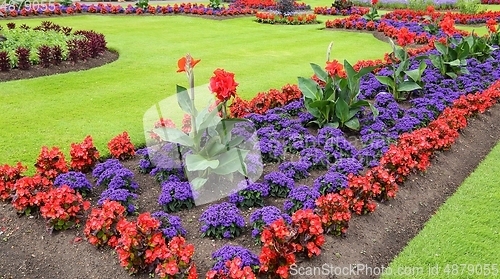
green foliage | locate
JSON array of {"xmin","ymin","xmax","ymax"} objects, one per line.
[
  {"xmin": 408, "ymin": 0, "xmax": 434, "ymax": 11},
  {"xmin": 0, "ymin": 27, "xmax": 78, "ymax": 67},
  {"xmin": 429, "ymin": 34, "xmax": 494, "ymax": 79},
  {"xmin": 208, "ymin": 0, "xmax": 222, "ymax": 9},
  {"xmin": 298, "ymin": 60, "xmax": 378, "ymax": 130},
  {"xmin": 376, "ymin": 40, "xmax": 427, "ymax": 101},
  {"xmin": 153, "ymin": 87, "xmax": 249, "ymax": 191},
  {"xmin": 58, "ymin": 0, "xmax": 73, "ymax": 7},
  {"xmin": 136, "ymin": 0, "xmax": 149, "ymax": 9},
  {"xmin": 332, "ymin": 0, "xmax": 353, "ymax": 10},
  {"xmin": 363, "ymin": 6, "xmax": 380, "ymax": 22},
  {"xmin": 456, "ymin": 0, "xmax": 484, "ymax": 14}
]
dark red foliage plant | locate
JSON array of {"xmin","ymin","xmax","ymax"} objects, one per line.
[
  {"xmin": 0, "ymin": 51, "xmax": 11, "ymax": 72},
  {"xmin": 51, "ymin": 45, "xmax": 63, "ymax": 66},
  {"xmin": 38, "ymin": 45, "xmax": 52, "ymax": 68},
  {"xmin": 15, "ymin": 47, "xmax": 31, "ymax": 70}
]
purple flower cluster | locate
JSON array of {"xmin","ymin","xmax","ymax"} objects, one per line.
[
  {"xmin": 300, "ymin": 147, "xmax": 329, "ymax": 170},
  {"xmin": 258, "ymin": 137, "xmax": 284, "ymax": 163},
  {"xmin": 283, "ymin": 185, "xmax": 320, "ymax": 214},
  {"xmin": 283, "ymin": 132, "xmax": 316, "ymax": 153},
  {"xmin": 316, "ymin": 127, "xmax": 345, "ymax": 147},
  {"xmin": 313, "ymin": 171, "xmax": 348, "ymax": 195},
  {"xmin": 151, "ymin": 211, "xmax": 187, "ymax": 240},
  {"xmin": 210, "ymin": 245, "xmax": 259, "ymax": 274},
  {"xmin": 158, "ymin": 180, "xmax": 195, "ymax": 213},
  {"xmin": 264, "ymin": 171, "xmax": 295, "ymax": 198},
  {"xmin": 54, "ymin": 171, "xmax": 92, "ymax": 195},
  {"xmin": 138, "ymin": 143, "xmax": 185, "ymax": 182},
  {"xmin": 229, "ymin": 181, "xmax": 270, "ymax": 208},
  {"xmin": 283, "ymin": 99, "xmax": 304, "ymax": 116},
  {"xmin": 332, "ymin": 158, "xmax": 364, "ymax": 176},
  {"xmin": 250, "ymin": 206, "xmax": 291, "ymax": 239},
  {"xmin": 323, "ymin": 137, "xmax": 358, "ymax": 163},
  {"xmin": 278, "ymin": 161, "xmax": 310, "ymax": 181},
  {"xmin": 200, "ymin": 202, "xmax": 245, "ymax": 239},
  {"xmin": 93, "ymin": 159, "xmax": 138, "ymax": 214}
]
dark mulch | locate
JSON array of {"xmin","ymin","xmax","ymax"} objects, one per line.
[
  {"xmin": 0, "ymin": 50, "xmax": 119, "ymax": 82},
  {"xmin": 1, "ymin": 103, "xmax": 500, "ymax": 279}
]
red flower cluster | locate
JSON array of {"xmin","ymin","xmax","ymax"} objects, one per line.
[
  {"xmin": 229, "ymin": 84, "xmax": 301, "ymax": 117},
  {"xmin": 397, "ymin": 27, "xmax": 416, "ymax": 47},
  {"xmin": 487, "ymin": 18, "xmax": 497, "ymax": 33},
  {"xmin": 290, "ymin": 209, "xmax": 325, "ymax": 258},
  {"xmin": 70, "ymin": 135, "xmax": 100, "ymax": 173},
  {"xmin": 115, "ymin": 213, "xmax": 197, "ymax": 278},
  {"xmin": 209, "ymin": 69, "xmax": 239, "ymax": 102},
  {"xmin": 182, "ymin": 113, "xmax": 192, "ymax": 134},
  {"xmin": 206, "ymin": 257, "xmax": 256, "ymax": 279},
  {"xmin": 315, "ymin": 193, "xmax": 351, "ymax": 236},
  {"xmin": 440, "ymin": 15, "xmax": 456, "ymax": 37},
  {"xmin": 11, "ymin": 175, "xmax": 52, "ymax": 214},
  {"xmin": 84, "ymin": 200, "xmax": 126, "ymax": 248},
  {"xmin": 150, "ymin": 118, "xmax": 176, "ymax": 141},
  {"xmin": 343, "ymin": 174, "xmax": 379, "ymax": 215},
  {"xmin": 255, "ymin": 12, "xmax": 318, "ymax": 25},
  {"xmin": 325, "ymin": 59, "xmax": 346, "ymax": 78},
  {"xmin": 0, "ymin": 162, "xmax": 26, "ymax": 201},
  {"xmin": 35, "ymin": 146, "xmax": 69, "ymax": 180},
  {"xmin": 39, "ymin": 185, "xmax": 90, "ymax": 231},
  {"xmin": 108, "ymin": 131, "xmax": 135, "ymax": 160}
]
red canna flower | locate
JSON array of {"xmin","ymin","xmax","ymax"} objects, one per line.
[
  {"xmin": 426, "ymin": 5, "xmax": 435, "ymax": 14},
  {"xmin": 325, "ymin": 59, "xmax": 345, "ymax": 78},
  {"xmin": 440, "ymin": 15, "xmax": 456, "ymax": 37},
  {"xmin": 396, "ymin": 27, "xmax": 416, "ymax": 47},
  {"xmin": 371, "ymin": 0, "xmax": 378, "ymax": 5},
  {"xmin": 177, "ymin": 54, "xmax": 200, "ymax": 73},
  {"xmin": 209, "ymin": 68, "xmax": 239, "ymax": 102},
  {"xmin": 487, "ymin": 18, "xmax": 497, "ymax": 33}
]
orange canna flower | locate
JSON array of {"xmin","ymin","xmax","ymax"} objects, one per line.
[{"xmin": 176, "ymin": 54, "xmax": 200, "ymax": 73}]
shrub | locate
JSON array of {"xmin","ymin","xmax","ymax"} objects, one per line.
[
  {"xmin": 54, "ymin": 171, "xmax": 93, "ymax": 196},
  {"xmin": 108, "ymin": 131, "xmax": 135, "ymax": 160},
  {"xmin": 200, "ymin": 202, "xmax": 245, "ymax": 239},
  {"xmin": 51, "ymin": 45, "xmax": 63, "ymax": 66},
  {"xmin": 0, "ymin": 51, "xmax": 10, "ymax": 72},
  {"xmin": 15, "ymin": 47, "xmax": 30, "ymax": 70},
  {"xmin": 258, "ymin": 219, "xmax": 296, "ymax": 279},
  {"xmin": 158, "ymin": 180, "xmax": 195, "ymax": 213},
  {"xmin": 34, "ymin": 146, "xmax": 69, "ymax": 181},
  {"xmin": 39, "ymin": 185, "xmax": 90, "ymax": 231},
  {"xmin": 229, "ymin": 181, "xmax": 270, "ymax": 208},
  {"xmin": 84, "ymin": 200, "xmax": 126, "ymax": 248},
  {"xmin": 70, "ymin": 135, "xmax": 100, "ymax": 173},
  {"xmin": 264, "ymin": 171, "xmax": 294, "ymax": 198},
  {"xmin": 37, "ymin": 45, "xmax": 52, "ymax": 68}
]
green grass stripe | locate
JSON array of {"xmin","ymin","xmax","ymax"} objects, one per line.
[{"xmin": 382, "ymin": 141, "xmax": 500, "ymax": 279}]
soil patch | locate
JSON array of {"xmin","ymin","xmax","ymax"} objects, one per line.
[{"xmin": 0, "ymin": 50, "xmax": 119, "ymax": 82}]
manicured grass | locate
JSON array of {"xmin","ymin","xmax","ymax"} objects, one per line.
[
  {"xmin": 382, "ymin": 143, "xmax": 500, "ymax": 278},
  {"xmin": 0, "ymin": 15, "xmax": 391, "ymax": 167}
]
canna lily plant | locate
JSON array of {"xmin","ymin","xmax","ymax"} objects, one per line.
[{"xmin": 153, "ymin": 54, "xmax": 254, "ymax": 192}]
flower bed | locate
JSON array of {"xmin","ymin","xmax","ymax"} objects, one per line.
[
  {"xmin": 313, "ymin": 6, "xmax": 369, "ymax": 16},
  {"xmin": 2, "ymin": 10, "xmax": 500, "ymax": 278},
  {"xmin": 255, "ymin": 12, "xmax": 318, "ymax": 24},
  {"xmin": 0, "ymin": 21, "xmax": 107, "ymax": 71}
]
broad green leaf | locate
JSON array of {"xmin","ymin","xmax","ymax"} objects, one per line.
[
  {"xmin": 310, "ymin": 63, "xmax": 328, "ymax": 82},
  {"xmin": 447, "ymin": 59, "xmax": 462, "ymax": 67},
  {"xmin": 153, "ymin": 127, "xmax": 194, "ymax": 147},
  {"xmin": 227, "ymin": 136, "xmax": 245, "ymax": 149},
  {"xmin": 185, "ymin": 154, "xmax": 219, "ymax": 171},
  {"xmin": 398, "ymin": 81, "xmax": 422, "ymax": 92},
  {"xmin": 176, "ymin": 85, "xmax": 193, "ymax": 114},
  {"xmin": 211, "ymin": 148, "xmax": 249, "ymax": 176},
  {"xmin": 446, "ymin": 72, "xmax": 458, "ymax": 79},
  {"xmin": 298, "ymin": 77, "xmax": 319, "ymax": 100},
  {"xmin": 325, "ymin": 122, "xmax": 340, "ymax": 128},
  {"xmin": 405, "ymin": 67, "xmax": 424, "ymax": 83},
  {"xmin": 335, "ymin": 98, "xmax": 349, "ymax": 123},
  {"xmin": 196, "ymin": 105, "xmax": 221, "ymax": 132},
  {"xmin": 191, "ymin": 177, "xmax": 208, "ymax": 191},
  {"xmin": 375, "ymin": 76, "xmax": 395, "ymax": 90},
  {"xmin": 434, "ymin": 42, "xmax": 448, "ymax": 55},
  {"xmin": 308, "ymin": 100, "xmax": 332, "ymax": 109},
  {"xmin": 344, "ymin": 118, "xmax": 360, "ymax": 130},
  {"xmin": 199, "ymin": 136, "xmax": 227, "ymax": 158}
]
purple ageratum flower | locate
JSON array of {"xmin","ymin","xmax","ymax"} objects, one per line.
[
  {"xmin": 92, "ymin": 159, "xmax": 122, "ymax": 179},
  {"xmin": 283, "ymin": 185, "xmax": 320, "ymax": 214},
  {"xmin": 357, "ymin": 139, "xmax": 391, "ymax": 168},
  {"xmin": 313, "ymin": 171, "xmax": 348, "ymax": 195},
  {"xmin": 257, "ymin": 126, "xmax": 280, "ymax": 140},
  {"xmin": 106, "ymin": 168, "xmax": 138, "ymax": 192},
  {"xmin": 300, "ymin": 148, "xmax": 329, "ymax": 170},
  {"xmin": 374, "ymin": 92, "xmax": 397, "ymax": 107},
  {"xmin": 323, "ymin": 136, "xmax": 358, "ymax": 163},
  {"xmin": 333, "ymin": 158, "xmax": 364, "ymax": 176},
  {"xmin": 283, "ymin": 132, "xmax": 316, "ymax": 153},
  {"xmin": 245, "ymin": 153, "xmax": 263, "ymax": 177},
  {"xmin": 264, "ymin": 171, "xmax": 295, "ymax": 198},
  {"xmin": 392, "ymin": 115, "xmax": 423, "ymax": 134},
  {"xmin": 278, "ymin": 122, "xmax": 308, "ymax": 140},
  {"xmin": 278, "ymin": 161, "xmax": 310, "ymax": 181},
  {"xmin": 259, "ymin": 137, "xmax": 284, "ymax": 163},
  {"xmin": 54, "ymin": 171, "xmax": 92, "ymax": 194},
  {"xmin": 98, "ymin": 188, "xmax": 137, "ymax": 214},
  {"xmin": 283, "ymin": 99, "xmax": 304, "ymax": 116},
  {"xmin": 250, "ymin": 206, "xmax": 291, "ymax": 238},
  {"xmin": 151, "ymin": 211, "xmax": 187, "ymax": 239},
  {"xmin": 200, "ymin": 202, "xmax": 245, "ymax": 239},
  {"xmin": 298, "ymin": 111, "xmax": 315, "ymax": 125},
  {"xmin": 211, "ymin": 245, "xmax": 259, "ymax": 273},
  {"xmin": 247, "ymin": 113, "xmax": 267, "ymax": 130},
  {"xmin": 229, "ymin": 182, "xmax": 270, "ymax": 208},
  {"xmin": 317, "ymin": 127, "xmax": 345, "ymax": 147},
  {"xmin": 158, "ymin": 180, "xmax": 195, "ymax": 213}
]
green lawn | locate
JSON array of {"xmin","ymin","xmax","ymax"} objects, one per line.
[
  {"xmin": 382, "ymin": 142, "xmax": 500, "ymax": 279},
  {"xmin": 0, "ymin": 15, "xmax": 391, "ymax": 167}
]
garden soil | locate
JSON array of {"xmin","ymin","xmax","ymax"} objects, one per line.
[{"xmin": 2, "ymin": 36, "xmax": 500, "ymax": 279}]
